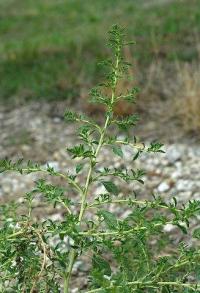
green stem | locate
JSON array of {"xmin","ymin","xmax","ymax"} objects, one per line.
[
  {"xmin": 63, "ymin": 249, "xmax": 77, "ymax": 293},
  {"xmin": 6, "ymin": 230, "xmax": 25, "ymax": 240},
  {"xmin": 78, "ymin": 50, "xmax": 119, "ymax": 223},
  {"xmin": 62, "ymin": 108, "xmax": 110, "ymax": 293},
  {"xmin": 64, "ymin": 46, "xmax": 120, "ymax": 293},
  {"xmin": 87, "ymin": 198, "xmax": 182, "ymax": 212},
  {"xmin": 79, "ymin": 221, "xmax": 173, "ymax": 237},
  {"xmin": 21, "ymin": 168, "xmax": 83, "ymax": 194},
  {"xmin": 85, "ymin": 281, "xmax": 200, "ymax": 293}
]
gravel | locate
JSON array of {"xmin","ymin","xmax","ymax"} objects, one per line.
[
  {"xmin": 1, "ymin": 102, "xmax": 200, "ymax": 290},
  {"xmin": 1, "ymin": 102, "xmax": 200, "ymax": 214}
]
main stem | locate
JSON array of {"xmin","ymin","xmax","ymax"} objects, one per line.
[
  {"xmin": 63, "ymin": 51, "xmax": 119, "ymax": 293},
  {"xmin": 63, "ymin": 249, "xmax": 77, "ymax": 293}
]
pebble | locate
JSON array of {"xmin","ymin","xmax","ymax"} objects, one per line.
[
  {"xmin": 176, "ymin": 180, "xmax": 194, "ymax": 192},
  {"xmin": 1, "ymin": 132, "xmax": 200, "ymax": 210},
  {"xmin": 49, "ymin": 213, "xmax": 63, "ymax": 221},
  {"xmin": 72, "ymin": 260, "xmax": 89, "ymax": 274},
  {"xmin": 171, "ymin": 170, "xmax": 182, "ymax": 179},
  {"xmin": 53, "ymin": 117, "xmax": 61, "ymax": 123},
  {"xmin": 178, "ymin": 191, "xmax": 192, "ymax": 201},
  {"xmin": 166, "ymin": 145, "xmax": 184, "ymax": 163},
  {"xmin": 163, "ymin": 223, "xmax": 176, "ymax": 233},
  {"xmin": 157, "ymin": 181, "xmax": 170, "ymax": 192},
  {"xmin": 193, "ymin": 192, "xmax": 200, "ymax": 200},
  {"xmin": 71, "ymin": 289, "xmax": 79, "ymax": 293}
]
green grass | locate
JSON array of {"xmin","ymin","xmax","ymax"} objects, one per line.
[{"xmin": 0, "ymin": 0, "xmax": 200, "ymax": 104}]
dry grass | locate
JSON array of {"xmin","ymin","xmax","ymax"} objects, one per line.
[
  {"xmin": 80, "ymin": 43, "xmax": 200, "ymax": 137},
  {"xmin": 175, "ymin": 61, "xmax": 200, "ymax": 132}
]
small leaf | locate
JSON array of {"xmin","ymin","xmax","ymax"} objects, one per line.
[
  {"xmin": 102, "ymin": 181, "xmax": 119, "ymax": 196},
  {"xmin": 148, "ymin": 142, "xmax": 165, "ymax": 153},
  {"xmin": 173, "ymin": 197, "xmax": 177, "ymax": 207},
  {"xmin": 193, "ymin": 228, "xmax": 200, "ymax": 239},
  {"xmin": 99, "ymin": 210, "xmax": 118, "ymax": 230},
  {"xmin": 176, "ymin": 223, "xmax": 187, "ymax": 234},
  {"xmin": 92, "ymin": 254, "xmax": 111, "ymax": 276},
  {"xmin": 76, "ymin": 163, "xmax": 84, "ymax": 174},
  {"xmin": 133, "ymin": 151, "xmax": 140, "ymax": 161},
  {"xmin": 115, "ymin": 114, "xmax": 139, "ymax": 131},
  {"xmin": 112, "ymin": 145, "xmax": 123, "ymax": 158}
]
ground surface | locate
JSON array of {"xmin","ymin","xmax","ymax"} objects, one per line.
[{"xmin": 0, "ymin": 101, "xmax": 200, "ymax": 291}]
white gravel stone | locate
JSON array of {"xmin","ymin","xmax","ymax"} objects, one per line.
[
  {"xmin": 174, "ymin": 161, "xmax": 183, "ymax": 169},
  {"xmin": 157, "ymin": 182, "xmax": 170, "ymax": 192},
  {"xmin": 71, "ymin": 289, "xmax": 79, "ymax": 293},
  {"xmin": 72, "ymin": 260, "xmax": 89, "ymax": 273},
  {"xmin": 122, "ymin": 145, "xmax": 133, "ymax": 160},
  {"xmin": 163, "ymin": 223, "xmax": 176, "ymax": 233},
  {"xmin": 166, "ymin": 145, "xmax": 184, "ymax": 163},
  {"xmin": 95, "ymin": 184, "xmax": 106, "ymax": 195},
  {"xmin": 49, "ymin": 213, "xmax": 63, "ymax": 221},
  {"xmin": 176, "ymin": 180, "xmax": 194, "ymax": 192},
  {"xmin": 171, "ymin": 170, "xmax": 182, "ymax": 180},
  {"xmin": 178, "ymin": 191, "xmax": 192, "ymax": 201},
  {"xmin": 193, "ymin": 192, "xmax": 200, "ymax": 200}
]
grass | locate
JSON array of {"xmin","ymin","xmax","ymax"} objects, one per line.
[
  {"xmin": 0, "ymin": 0, "xmax": 200, "ymax": 104},
  {"xmin": 175, "ymin": 61, "xmax": 200, "ymax": 132}
]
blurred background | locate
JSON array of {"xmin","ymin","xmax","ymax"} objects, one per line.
[{"xmin": 1, "ymin": 0, "xmax": 200, "ymax": 201}]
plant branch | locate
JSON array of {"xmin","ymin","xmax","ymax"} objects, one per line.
[{"xmin": 85, "ymin": 281, "xmax": 200, "ymax": 293}]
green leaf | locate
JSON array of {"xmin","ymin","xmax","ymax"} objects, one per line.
[
  {"xmin": 76, "ymin": 163, "xmax": 84, "ymax": 174},
  {"xmin": 67, "ymin": 144, "xmax": 93, "ymax": 159},
  {"xmin": 99, "ymin": 210, "xmax": 118, "ymax": 230},
  {"xmin": 112, "ymin": 145, "xmax": 123, "ymax": 158},
  {"xmin": 147, "ymin": 142, "xmax": 165, "ymax": 153},
  {"xmin": 133, "ymin": 151, "xmax": 140, "ymax": 161},
  {"xmin": 64, "ymin": 111, "xmax": 78, "ymax": 122},
  {"xmin": 102, "ymin": 181, "xmax": 119, "ymax": 196},
  {"xmin": 92, "ymin": 254, "xmax": 112, "ymax": 276},
  {"xmin": 176, "ymin": 223, "xmax": 188, "ymax": 234},
  {"xmin": 115, "ymin": 114, "xmax": 139, "ymax": 131},
  {"xmin": 193, "ymin": 228, "xmax": 200, "ymax": 239}
]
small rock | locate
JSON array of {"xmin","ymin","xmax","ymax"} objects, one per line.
[
  {"xmin": 122, "ymin": 145, "xmax": 132, "ymax": 160},
  {"xmin": 193, "ymin": 192, "xmax": 200, "ymax": 200},
  {"xmin": 3, "ymin": 184, "xmax": 11, "ymax": 193},
  {"xmin": 174, "ymin": 161, "xmax": 183, "ymax": 169},
  {"xmin": 53, "ymin": 117, "xmax": 61, "ymax": 123},
  {"xmin": 49, "ymin": 213, "xmax": 63, "ymax": 221},
  {"xmin": 178, "ymin": 191, "xmax": 192, "ymax": 201},
  {"xmin": 166, "ymin": 145, "xmax": 183, "ymax": 163},
  {"xmin": 171, "ymin": 170, "xmax": 182, "ymax": 180},
  {"xmin": 176, "ymin": 180, "xmax": 194, "ymax": 192},
  {"xmin": 121, "ymin": 209, "xmax": 132, "ymax": 219},
  {"xmin": 113, "ymin": 160, "xmax": 121, "ymax": 168},
  {"xmin": 163, "ymin": 223, "xmax": 176, "ymax": 233},
  {"xmin": 21, "ymin": 144, "xmax": 31, "ymax": 152},
  {"xmin": 17, "ymin": 197, "xmax": 24, "ymax": 203},
  {"xmin": 157, "ymin": 182, "xmax": 170, "ymax": 193},
  {"xmin": 72, "ymin": 260, "xmax": 89, "ymax": 274},
  {"xmin": 95, "ymin": 184, "xmax": 107, "ymax": 196}
]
